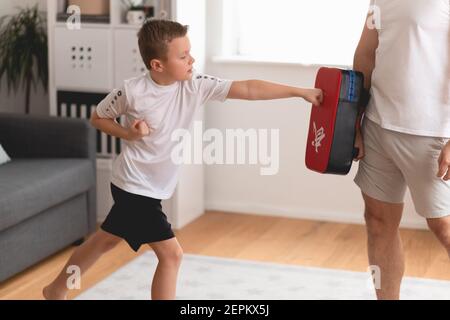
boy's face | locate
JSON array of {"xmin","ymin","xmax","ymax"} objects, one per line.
[{"xmin": 155, "ymin": 36, "xmax": 195, "ymax": 81}]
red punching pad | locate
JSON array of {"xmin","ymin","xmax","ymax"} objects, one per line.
[{"xmin": 305, "ymin": 67, "xmax": 367, "ymax": 175}]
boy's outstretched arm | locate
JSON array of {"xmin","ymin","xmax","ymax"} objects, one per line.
[{"xmin": 227, "ymin": 80, "xmax": 323, "ymax": 106}]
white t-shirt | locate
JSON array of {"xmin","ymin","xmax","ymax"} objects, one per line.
[
  {"xmin": 96, "ymin": 72, "xmax": 233, "ymax": 199},
  {"xmin": 366, "ymin": 0, "xmax": 450, "ymax": 137}
]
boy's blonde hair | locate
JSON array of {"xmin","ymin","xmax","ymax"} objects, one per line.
[{"xmin": 138, "ymin": 19, "xmax": 189, "ymax": 70}]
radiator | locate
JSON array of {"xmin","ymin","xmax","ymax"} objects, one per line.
[{"xmin": 57, "ymin": 90, "xmax": 123, "ymax": 157}]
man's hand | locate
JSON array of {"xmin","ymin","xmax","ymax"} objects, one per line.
[
  {"xmin": 303, "ymin": 88, "xmax": 323, "ymax": 106},
  {"xmin": 437, "ymin": 141, "xmax": 450, "ymax": 180},
  {"xmin": 353, "ymin": 129, "xmax": 365, "ymax": 161},
  {"xmin": 127, "ymin": 119, "xmax": 151, "ymax": 141}
]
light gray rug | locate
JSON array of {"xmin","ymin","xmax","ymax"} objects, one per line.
[{"xmin": 75, "ymin": 252, "xmax": 450, "ymax": 300}]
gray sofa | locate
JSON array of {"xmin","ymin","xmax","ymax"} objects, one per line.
[{"xmin": 0, "ymin": 113, "xmax": 97, "ymax": 282}]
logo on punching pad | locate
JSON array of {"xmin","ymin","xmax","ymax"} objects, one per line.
[{"xmin": 312, "ymin": 122, "xmax": 325, "ymax": 153}]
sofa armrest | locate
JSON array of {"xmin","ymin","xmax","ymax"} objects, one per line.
[{"xmin": 0, "ymin": 113, "xmax": 96, "ymax": 160}]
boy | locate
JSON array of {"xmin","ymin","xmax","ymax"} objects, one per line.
[{"xmin": 43, "ymin": 19, "xmax": 322, "ymax": 300}]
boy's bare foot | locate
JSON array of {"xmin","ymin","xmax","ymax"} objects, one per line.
[{"xmin": 42, "ymin": 284, "xmax": 67, "ymax": 300}]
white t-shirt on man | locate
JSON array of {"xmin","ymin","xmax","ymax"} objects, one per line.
[
  {"xmin": 96, "ymin": 72, "xmax": 232, "ymax": 199},
  {"xmin": 366, "ymin": 0, "xmax": 450, "ymax": 137}
]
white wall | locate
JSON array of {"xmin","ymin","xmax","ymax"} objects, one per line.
[
  {"xmin": 0, "ymin": 0, "xmax": 49, "ymax": 115},
  {"xmin": 203, "ymin": 0, "xmax": 427, "ymax": 229}
]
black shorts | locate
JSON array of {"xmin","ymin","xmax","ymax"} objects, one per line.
[{"xmin": 101, "ymin": 183, "xmax": 175, "ymax": 252}]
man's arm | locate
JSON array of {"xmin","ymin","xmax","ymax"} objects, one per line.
[
  {"xmin": 352, "ymin": 16, "xmax": 379, "ymax": 161},
  {"xmin": 353, "ymin": 18, "xmax": 379, "ymax": 90},
  {"xmin": 227, "ymin": 80, "xmax": 323, "ymax": 106}
]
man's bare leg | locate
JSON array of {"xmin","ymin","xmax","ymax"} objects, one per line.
[
  {"xmin": 427, "ymin": 216, "xmax": 450, "ymax": 259},
  {"xmin": 362, "ymin": 193, "xmax": 405, "ymax": 300}
]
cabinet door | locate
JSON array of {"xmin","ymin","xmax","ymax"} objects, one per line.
[
  {"xmin": 114, "ymin": 29, "xmax": 147, "ymax": 87},
  {"xmin": 54, "ymin": 27, "xmax": 112, "ymax": 91}
]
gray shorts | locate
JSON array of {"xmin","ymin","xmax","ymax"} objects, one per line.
[{"xmin": 354, "ymin": 118, "xmax": 450, "ymax": 218}]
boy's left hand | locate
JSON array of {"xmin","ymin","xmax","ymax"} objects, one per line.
[
  {"xmin": 437, "ymin": 140, "xmax": 450, "ymax": 180},
  {"xmin": 304, "ymin": 88, "xmax": 323, "ymax": 106}
]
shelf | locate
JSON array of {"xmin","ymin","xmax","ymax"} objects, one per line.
[
  {"xmin": 55, "ymin": 21, "xmax": 111, "ymax": 29},
  {"xmin": 54, "ymin": 0, "xmax": 157, "ymax": 29},
  {"xmin": 57, "ymin": 12, "xmax": 110, "ymax": 23},
  {"xmin": 54, "ymin": 22, "xmax": 145, "ymax": 30},
  {"xmin": 114, "ymin": 23, "xmax": 143, "ymax": 30}
]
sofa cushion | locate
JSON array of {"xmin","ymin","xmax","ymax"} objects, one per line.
[
  {"xmin": 0, "ymin": 144, "xmax": 11, "ymax": 166},
  {"xmin": 0, "ymin": 158, "xmax": 95, "ymax": 232}
]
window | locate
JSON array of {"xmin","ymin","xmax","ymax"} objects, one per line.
[{"xmin": 223, "ymin": 0, "xmax": 371, "ymax": 66}]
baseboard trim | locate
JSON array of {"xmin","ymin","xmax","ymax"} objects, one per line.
[{"xmin": 205, "ymin": 201, "xmax": 428, "ymax": 230}]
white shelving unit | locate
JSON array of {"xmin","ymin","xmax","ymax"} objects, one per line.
[
  {"xmin": 47, "ymin": 0, "xmax": 158, "ymax": 98},
  {"xmin": 46, "ymin": 0, "xmax": 206, "ymax": 229}
]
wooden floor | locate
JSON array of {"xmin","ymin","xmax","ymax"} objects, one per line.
[{"xmin": 1, "ymin": 211, "xmax": 449, "ymax": 300}]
